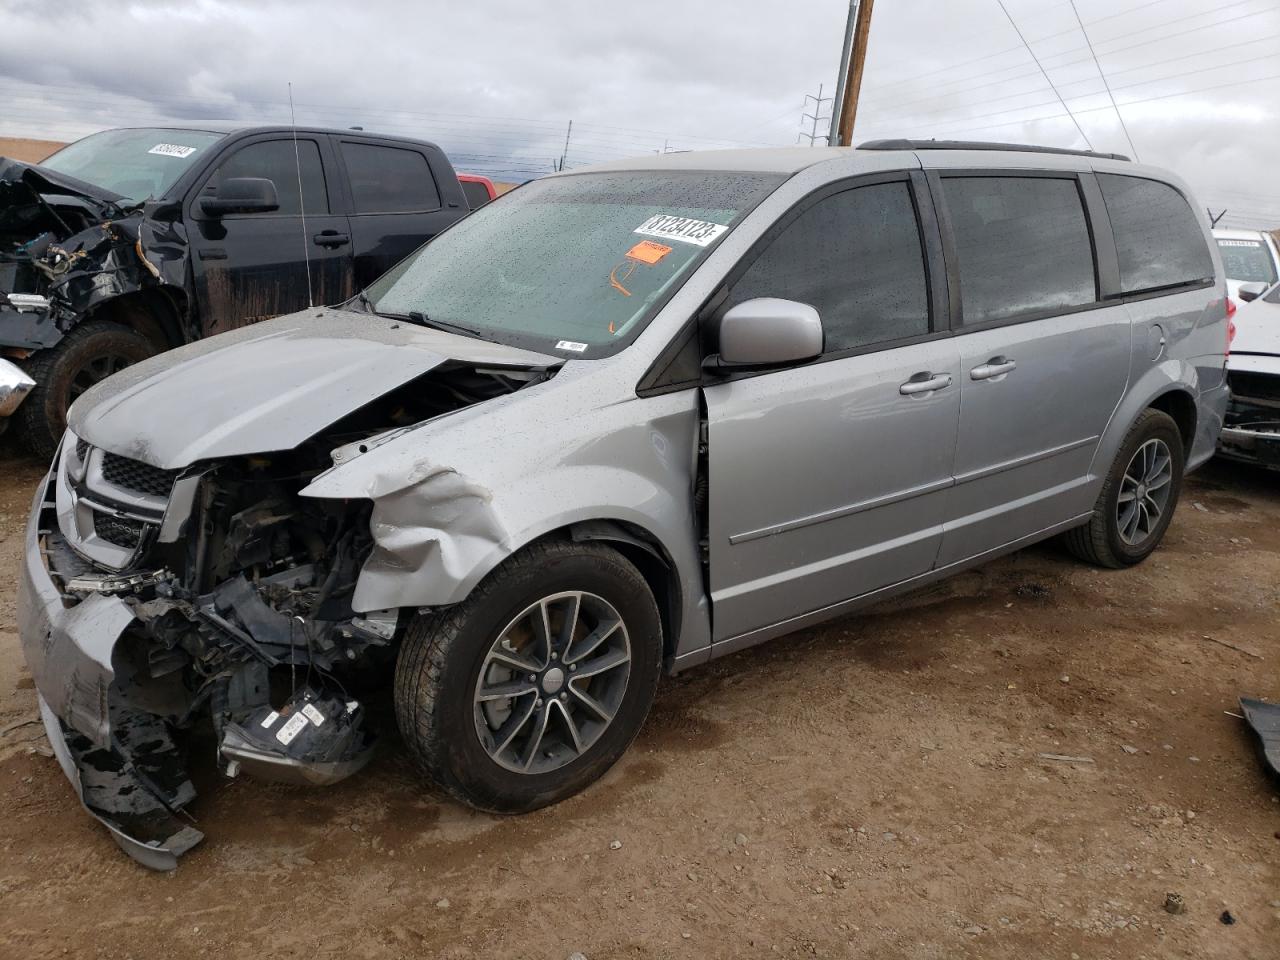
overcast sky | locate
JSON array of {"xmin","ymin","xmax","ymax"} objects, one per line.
[{"xmin": 2, "ymin": 0, "xmax": 1276, "ymax": 229}]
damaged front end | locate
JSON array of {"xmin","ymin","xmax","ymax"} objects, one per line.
[
  {"xmin": 18, "ymin": 353, "xmax": 550, "ymax": 868},
  {"xmin": 1, "ymin": 157, "xmax": 184, "ymax": 388}
]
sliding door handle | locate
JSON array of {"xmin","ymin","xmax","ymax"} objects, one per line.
[
  {"xmin": 971, "ymin": 357, "xmax": 1017, "ymax": 380},
  {"xmin": 899, "ymin": 372, "xmax": 953, "ymax": 396}
]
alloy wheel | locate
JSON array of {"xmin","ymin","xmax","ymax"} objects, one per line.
[
  {"xmin": 1116, "ymin": 437, "xmax": 1173, "ymax": 546},
  {"xmin": 473, "ymin": 591, "xmax": 631, "ymax": 774}
]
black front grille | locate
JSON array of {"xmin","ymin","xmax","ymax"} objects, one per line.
[
  {"xmin": 94, "ymin": 514, "xmax": 144, "ymax": 549},
  {"xmin": 101, "ymin": 452, "xmax": 178, "ymax": 498},
  {"xmin": 75, "ymin": 437, "xmax": 89, "ymax": 463},
  {"xmin": 1229, "ymin": 371, "xmax": 1280, "ymax": 404}
]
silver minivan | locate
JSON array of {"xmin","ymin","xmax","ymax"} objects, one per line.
[{"xmin": 18, "ymin": 140, "xmax": 1229, "ymax": 867}]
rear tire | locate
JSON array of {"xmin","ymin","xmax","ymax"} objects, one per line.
[
  {"xmin": 1063, "ymin": 408, "xmax": 1184, "ymax": 568},
  {"xmin": 394, "ymin": 540, "xmax": 662, "ymax": 814},
  {"xmin": 18, "ymin": 320, "xmax": 155, "ymax": 461}
]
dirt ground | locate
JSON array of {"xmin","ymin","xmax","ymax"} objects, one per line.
[
  {"xmin": 0, "ymin": 137, "xmax": 64, "ymax": 163},
  {"xmin": 0, "ymin": 443, "xmax": 1276, "ymax": 960}
]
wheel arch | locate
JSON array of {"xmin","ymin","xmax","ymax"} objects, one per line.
[
  {"xmin": 1146, "ymin": 387, "xmax": 1197, "ymax": 453},
  {"xmin": 84, "ymin": 288, "xmax": 188, "ymax": 352}
]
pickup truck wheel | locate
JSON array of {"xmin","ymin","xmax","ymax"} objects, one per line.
[
  {"xmin": 18, "ymin": 320, "xmax": 155, "ymax": 461},
  {"xmin": 394, "ymin": 540, "xmax": 662, "ymax": 814},
  {"xmin": 1062, "ymin": 409, "xmax": 1185, "ymax": 568}
]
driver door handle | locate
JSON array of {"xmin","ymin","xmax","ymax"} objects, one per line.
[
  {"xmin": 899, "ymin": 372, "xmax": 953, "ymax": 395},
  {"xmin": 313, "ymin": 230, "xmax": 350, "ymax": 248},
  {"xmin": 970, "ymin": 357, "xmax": 1017, "ymax": 380}
]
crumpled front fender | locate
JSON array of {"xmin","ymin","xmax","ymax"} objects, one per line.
[{"xmin": 300, "ymin": 375, "xmax": 711, "ymax": 660}]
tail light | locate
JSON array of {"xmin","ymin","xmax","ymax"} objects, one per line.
[{"xmin": 1226, "ymin": 297, "xmax": 1237, "ymax": 356}]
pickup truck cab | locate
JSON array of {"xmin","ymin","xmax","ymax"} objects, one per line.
[
  {"xmin": 457, "ymin": 173, "xmax": 499, "ymax": 209},
  {"xmin": 0, "ymin": 125, "xmax": 468, "ymax": 456}
]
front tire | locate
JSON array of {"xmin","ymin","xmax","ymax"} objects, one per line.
[
  {"xmin": 394, "ymin": 540, "xmax": 662, "ymax": 814},
  {"xmin": 1063, "ymin": 408, "xmax": 1185, "ymax": 568},
  {"xmin": 18, "ymin": 320, "xmax": 155, "ymax": 460}
]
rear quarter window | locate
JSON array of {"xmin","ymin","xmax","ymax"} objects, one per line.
[
  {"xmin": 461, "ymin": 180, "xmax": 492, "ymax": 209},
  {"xmin": 1098, "ymin": 174, "xmax": 1214, "ymax": 294},
  {"xmin": 341, "ymin": 142, "xmax": 441, "ymax": 214}
]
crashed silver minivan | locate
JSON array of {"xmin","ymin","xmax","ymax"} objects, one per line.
[{"xmin": 19, "ymin": 140, "xmax": 1229, "ymax": 867}]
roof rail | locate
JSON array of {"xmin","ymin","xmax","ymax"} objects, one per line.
[{"xmin": 857, "ymin": 138, "xmax": 1131, "ymax": 162}]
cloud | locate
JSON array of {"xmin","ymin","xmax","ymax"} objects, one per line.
[{"xmin": 0, "ymin": 0, "xmax": 1275, "ymax": 223}]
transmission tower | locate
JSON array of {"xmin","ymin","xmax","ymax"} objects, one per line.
[{"xmin": 798, "ymin": 84, "xmax": 832, "ymax": 146}]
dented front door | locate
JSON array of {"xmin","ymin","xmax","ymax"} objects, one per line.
[{"xmin": 189, "ymin": 135, "xmax": 354, "ymax": 335}]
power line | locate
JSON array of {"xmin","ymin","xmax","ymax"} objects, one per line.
[
  {"xmin": 861, "ymin": 0, "xmax": 1266, "ymax": 101},
  {"xmin": 872, "ymin": 69, "xmax": 1280, "ymax": 142},
  {"xmin": 858, "ymin": 19, "xmax": 1280, "ymax": 121},
  {"xmin": 854, "ymin": 52, "xmax": 1279, "ymax": 139},
  {"xmin": 994, "ymin": 0, "xmax": 1094, "ymax": 149}
]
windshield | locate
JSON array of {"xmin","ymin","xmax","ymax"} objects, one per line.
[
  {"xmin": 41, "ymin": 127, "xmax": 225, "ymax": 204},
  {"xmin": 365, "ymin": 170, "xmax": 784, "ymax": 357},
  {"xmin": 1217, "ymin": 237, "xmax": 1279, "ymax": 284}
]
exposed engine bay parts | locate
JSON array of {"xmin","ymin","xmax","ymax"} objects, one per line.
[{"xmin": 20, "ymin": 313, "xmax": 562, "ymax": 867}]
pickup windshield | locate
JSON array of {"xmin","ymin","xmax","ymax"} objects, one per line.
[
  {"xmin": 41, "ymin": 127, "xmax": 225, "ymax": 204},
  {"xmin": 365, "ymin": 170, "xmax": 784, "ymax": 357}
]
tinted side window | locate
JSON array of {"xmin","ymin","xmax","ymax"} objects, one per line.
[
  {"xmin": 942, "ymin": 176, "xmax": 1094, "ymax": 325},
  {"xmin": 460, "ymin": 180, "xmax": 492, "ymax": 209},
  {"xmin": 1099, "ymin": 174, "xmax": 1214, "ymax": 293},
  {"xmin": 727, "ymin": 181, "xmax": 929, "ymax": 352},
  {"xmin": 208, "ymin": 139, "xmax": 329, "ymax": 215},
  {"xmin": 341, "ymin": 142, "xmax": 440, "ymax": 213}
]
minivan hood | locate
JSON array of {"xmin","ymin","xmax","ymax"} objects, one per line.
[
  {"xmin": 1229, "ymin": 292, "xmax": 1280, "ymax": 364},
  {"xmin": 69, "ymin": 308, "xmax": 558, "ymax": 468}
]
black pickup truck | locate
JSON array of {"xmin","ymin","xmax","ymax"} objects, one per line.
[{"xmin": 0, "ymin": 125, "xmax": 470, "ymax": 456}]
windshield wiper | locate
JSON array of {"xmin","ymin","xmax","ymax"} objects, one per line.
[{"xmin": 403, "ymin": 310, "xmax": 490, "ymax": 341}]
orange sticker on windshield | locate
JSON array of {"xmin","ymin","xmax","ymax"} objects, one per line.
[{"xmin": 626, "ymin": 240, "xmax": 673, "ymax": 265}]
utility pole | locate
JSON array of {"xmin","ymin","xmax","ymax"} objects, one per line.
[
  {"xmin": 557, "ymin": 119, "xmax": 573, "ymax": 171},
  {"xmin": 828, "ymin": 0, "xmax": 877, "ymax": 147},
  {"xmin": 797, "ymin": 84, "xmax": 832, "ymax": 146}
]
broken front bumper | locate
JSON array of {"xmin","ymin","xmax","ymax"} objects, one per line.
[
  {"xmin": 1217, "ymin": 424, "xmax": 1280, "ymax": 469},
  {"xmin": 17, "ymin": 469, "xmax": 204, "ymax": 870},
  {"xmin": 0, "ymin": 357, "xmax": 35, "ymax": 419}
]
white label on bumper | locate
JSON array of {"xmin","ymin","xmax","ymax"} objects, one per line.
[
  {"xmin": 276, "ymin": 711, "xmax": 309, "ymax": 745},
  {"xmin": 301, "ymin": 703, "xmax": 326, "ymax": 727}
]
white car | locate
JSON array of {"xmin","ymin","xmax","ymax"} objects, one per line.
[
  {"xmin": 1220, "ymin": 280, "xmax": 1280, "ymax": 468},
  {"xmin": 1214, "ymin": 228, "xmax": 1280, "ymax": 301}
]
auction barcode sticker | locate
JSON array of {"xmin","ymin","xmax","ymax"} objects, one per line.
[
  {"xmin": 634, "ymin": 215, "xmax": 727, "ymax": 247},
  {"xmin": 1218, "ymin": 239, "xmax": 1262, "ymax": 247},
  {"xmin": 148, "ymin": 143, "xmax": 198, "ymax": 159}
]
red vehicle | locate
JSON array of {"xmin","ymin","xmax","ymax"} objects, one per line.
[{"xmin": 457, "ymin": 173, "xmax": 498, "ymax": 209}]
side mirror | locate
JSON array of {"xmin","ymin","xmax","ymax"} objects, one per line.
[
  {"xmin": 199, "ymin": 177, "xmax": 279, "ymax": 216},
  {"xmin": 1237, "ymin": 281, "xmax": 1268, "ymax": 303},
  {"xmin": 711, "ymin": 298, "xmax": 823, "ymax": 370}
]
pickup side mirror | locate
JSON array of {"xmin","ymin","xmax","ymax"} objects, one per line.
[
  {"xmin": 710, "ymin": 297, "xmax": 824, "ymax": 370},
  {"xmin": 199, "ymin": 177, "xmax": 279, "ymax": 217},
  {"xmin": 1237, "ymin": 281, "xmax": 1268, "ymax": 303}
]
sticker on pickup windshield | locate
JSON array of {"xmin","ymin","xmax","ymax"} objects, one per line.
[
  {"xmin": 555, "ymin": 340, "xmax": 588, "ymax": 353},
  {"xmin": 148, "ymin": 143, "xmax": 198, "ymax": 159},
  {"xmin": 634, "ymin": 214, "xmax": 727, "ymax": 247},
  {"xmin": 1218, "ymin": 240, "xmax": 1262, "ymax": 247}
]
